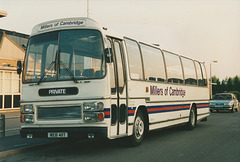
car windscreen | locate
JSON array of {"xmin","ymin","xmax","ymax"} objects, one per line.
[{"xmin": 212, "ymin": 94, "xmax": 232, "ymax": 100}]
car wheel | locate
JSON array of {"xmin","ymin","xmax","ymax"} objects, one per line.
[
  {"xmin": 231, "ymin": 106, "xmax": 234, "ymax": 113},
  {"xmin": 235, "ymin": 105, "xmax": 239, "ymax": 112}
]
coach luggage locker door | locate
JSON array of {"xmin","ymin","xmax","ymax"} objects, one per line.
[{"xmin": 108, "ymin": 38, "xmax": 127, "ymax": 138}]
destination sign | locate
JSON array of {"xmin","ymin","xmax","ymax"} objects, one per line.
[{"xmin": 39, "ymin": 20, "xmax": 86, "ymax": 31}]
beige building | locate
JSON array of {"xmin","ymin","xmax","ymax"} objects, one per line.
[
  {"xmin": 0, "ymin": 10, "xmax": 7, "ymax": 18},
  {"xmin": 0, "ymin": 29, "xmax": 28, "ymax": 110}
]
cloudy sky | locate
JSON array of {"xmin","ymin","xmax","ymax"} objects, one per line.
[{"xmin": 1, "ymin": 0, "xmax": 240, "ymax": 80}]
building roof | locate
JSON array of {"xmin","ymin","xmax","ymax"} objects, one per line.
[
  {"xmin": 0, "ymin": 29, "xmax": 29, "ymax": 67},
  {"xmin": 0, "ymin": 10, "xmax": 7, "ymax": 18},
  {"xmin": 0, "ymin": 29, "xmax": 29, "ymax": 48}
]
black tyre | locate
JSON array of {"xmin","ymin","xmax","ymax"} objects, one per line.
[
  {"xmin": 186, "ymin": 106, "xmax": 197, "ymax": 130},
  {"xmin": 235, "ymin": 105, "xmax": 239, "ymax": 112},
  {"xmin": 129, "ymin": 111, "xmax": 145, "ymax": 146},
  {"xmin": 231, "ymin": 106, "xmax": 234, "ymax": 113}
]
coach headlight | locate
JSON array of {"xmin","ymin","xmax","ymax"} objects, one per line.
[
  {"xmin": 21, "ymin": 104, "xmax": 34, "ymax": 114},
  {"xmin": 83, "ymin": 102, "xmax": 104, "ymax": 111},
  {"xmin": 22, "ymin": 114, "xmax": 34, "ymax": 123}
]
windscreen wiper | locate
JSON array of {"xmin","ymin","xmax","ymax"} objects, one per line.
[
  {"xmin": 59, "ymin": 61, "xmax": 78, "ymax": 83},
  {"xmin": 37, "ymin": 49, "xmax": 78, "ymax": 85},
  {"xmin": 37, "ymin": 49, "xmax": 60, "ymax": 85},
  {"xmin": 37, "ymin": 61, "xmax": 56, "ymax": 85}
]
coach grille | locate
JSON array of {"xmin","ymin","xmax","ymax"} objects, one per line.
[{"xmin": 37, "ymin": 105, "xmax": 81, "ymax": 120}]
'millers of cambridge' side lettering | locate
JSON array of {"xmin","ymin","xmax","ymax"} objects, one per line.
[{"xmin": 150, "ymin": 85, "xmax": 186, "ymax": 98}]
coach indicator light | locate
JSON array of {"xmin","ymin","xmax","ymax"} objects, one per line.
[{"xmin": 84, "ymin": 112, "xmax": 104, "ymax": 122}]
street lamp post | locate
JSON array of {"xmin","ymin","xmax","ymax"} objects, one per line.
[
  {"xmin": 210, "ymin": 60, "xmax": 218, "ymax": 99},
  {"xmin": 87, "ymin": 0, "xmax": 89, "ymax": 18}
]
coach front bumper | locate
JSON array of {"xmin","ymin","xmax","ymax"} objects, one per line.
[{"xmin": 20, "ymin": 127, "xmax": 107, "ymax": 139}]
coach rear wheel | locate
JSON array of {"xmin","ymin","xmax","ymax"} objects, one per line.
[
  {"xmin": 186, "ymin": 107, "xmax": 196, "ymax": 130},
  {"xmin": 130, "ymin": 111, "xmax": 145, "ymax": 146}
]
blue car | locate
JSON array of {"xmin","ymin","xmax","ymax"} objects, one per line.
[{"xmin": 210, "ymin": 93, "xmax": 239, "ymax": 113}]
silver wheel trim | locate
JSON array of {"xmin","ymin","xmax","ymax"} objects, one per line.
[{"xmin": 134, "ymin": 116, "xmax": 144, "ymax": 140}]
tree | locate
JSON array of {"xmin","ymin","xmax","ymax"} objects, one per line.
[
  {"xmin": 220, "ymin": 80, "xmax": 227, "ymax": 92},
  {"xmin": 226, "ymin": 77, "xmax": 233, "ymax": 92},
  {"xmin": 232, "ymin": 76, "xmax": 240, "ymax": 100},
  {"xmin": 233, "ymin": 76, "xmax": 240, "ymax": 92},
  {"xmin": 212, "ymin": 76, "xmax": 220, "ymax": 94},
  {"xmin": 210, "ymin": 75, "xmax": 240, "ymax": 100}
]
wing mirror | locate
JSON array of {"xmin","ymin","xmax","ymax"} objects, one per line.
[
  {"xmin": 104, "ymin": 48, "xmax": 113, "ymax": 63},
  {"xmin": 17, "ymin": 60, "xmax": 22, "ymax": 75}
]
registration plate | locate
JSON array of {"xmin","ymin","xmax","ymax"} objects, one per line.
[{"xmin": 48, "ymin": 132, "xmax": 68, "ymax": 138}]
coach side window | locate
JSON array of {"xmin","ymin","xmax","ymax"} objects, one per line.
[
  {"xmin": 140, "ymin": 43, "xmax": 166, "ymax": 82},
  {"xmin": 201, "ymin": 63, "xmax": 208, "ymax": 86},
  {"xmin": 195, "ymin": 61, "xmax": 204, "ymax": 86},
  {"xmin": 124, "ymin": 38, "xmax": 144, "ymax": 80},
  {"xmin": 113, "ymin": 41, "xmax": 125, "ymax": 93},
  {"xmin": 163, "ymin": 51, "xmax": 183, "ymax": 84},
  {"xmin": 106, "ymin": 39, "xmax": 116, "ymax": 94},
  {"xmin": 181, "ymin": 57, "xmax": 197, "ymax": 85}
]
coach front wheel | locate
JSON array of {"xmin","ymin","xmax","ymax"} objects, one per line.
[{"xmin": 130, "ymin": 111, "xmax": 145, "ymax": 146}]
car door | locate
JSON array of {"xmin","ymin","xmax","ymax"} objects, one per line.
[{"xmin": 233, "ymin": 95, "xmax": 238, "ymax": 109}]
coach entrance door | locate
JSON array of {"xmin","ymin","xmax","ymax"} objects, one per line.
[{"xmin": 107, "ymin": 38, "xmax": 128, "ymax": 138}]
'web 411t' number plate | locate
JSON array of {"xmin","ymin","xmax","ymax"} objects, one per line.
[{"xmin": 48, "ymin": 132, "xmax": 68, "ymax": 138}]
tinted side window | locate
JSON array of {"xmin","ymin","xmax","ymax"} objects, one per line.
[
  {"xmin": 163, "ymin": 51, "xmax": 183, "ymax": 84},
  {"xmin": 181, "ymin": 57, "xmax": 197, "ymax": 85},
  {"xmin": 124, "ymin": 38, "xmax": 143, "ymax": 80},
  {"xmin": 114, "ymin": 41, "xmax": 125, "ymax": 93},
  {"xmin": 195, "ymin": 61, "xmax": 204, "ymax": 86},
  {"xmin": 107, "ymin": 39, "xmax": 116, "ymax": 94},
  {"xmin": 140, "ymin": 43, "xmax": 166, "ymax": 82},
  {"xmin": 201, "ymin": 63, "xmax": 208, "ymax": 87}
]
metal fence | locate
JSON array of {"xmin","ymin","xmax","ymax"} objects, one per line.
[{"xmin": 0, "ymin": 114, "xmax": 20, "ymax": 137}]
